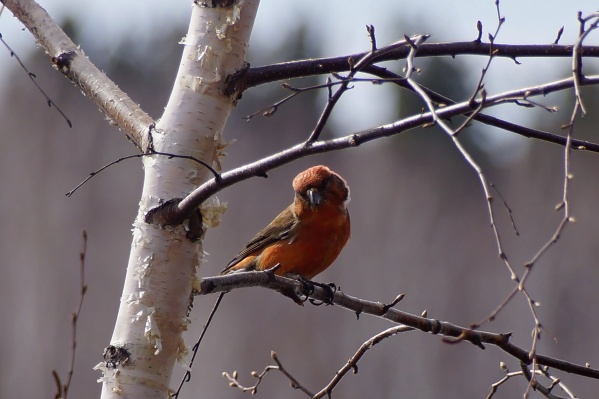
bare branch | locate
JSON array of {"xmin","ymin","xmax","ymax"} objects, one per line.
[
  {"xmin": 223, "ymin": 326, "xmax": 413, "ymax": 398},
  {"xmin": 362, "ymin": 64, "xmax": 598, "ymax": 150},
  {"xmin": 1, "ymin": 0, "xmax": 154, "ymax": 150},
  {"xmin": 223, "ymin": 351, "xmax": 315, "ymax": 397},
  {"xmin": 571, "ymin": 12, "xmax": 599, "ymax": 114},
  {"xmin": 0, "ymin": 33, "xmax": 72, "ymax": 127},
  {"xmin": 554, "ymin": 26, "xmax": 565, "ymax": 45},
  {"xmin": 231, "ymin": 42, "xmax": 599, "ymax": 94},
  {"xmin": 52, "ymin": 231, "xmax": 88, "ymax": 399},
  {"xmin": 486, "ymin": 363, "xmax": 576, "ymax": 399},
  {"xmin": 66, "ymin": 149, "xmax": 221, "ymax": 198},
  {"xmin": 306, "ymin": 33, "xmax": 428, "ymax": 143},
  {"xmin": 313, "ymin": 326, "xmax": 413, "ymax": 398},
  {"xmin": 146, "ymin": 73, "xmax": 599, "ymax": 225},
  {"xmin": 520, "ymin": 363, "xmax": 571, "ymax": 399},
  {"xmin": 486, "ymin": 363, "xmax": 523, "ymax": 399},
  {"xmin": 402, "ymin": 27, "xmax": 525, "ymax": 288},
  {"xmin": 195, "ymin": 272, "xmax": 599, "ymax": 380},
  {"xmin": 400, "ymin": 16, "xmax": 547, "ymax": 381}
]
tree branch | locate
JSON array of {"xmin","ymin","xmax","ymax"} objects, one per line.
[
  {"xmin": 312, "ymin": 325, "xmax": 413, "ymax": 398},
  {"xmin": 196, "ymin": 272, "xmax": 599, "ymax": 380},
  {"xmin": 1, "ymin": 0, "xmax": 154, "ymax": 151},
  {"xmin": 228, "ymin": 42, "xmax": 599, "ymax": 95},
  {"xmin": 223, "ymin": 326, "xmax": 413, "ymax": 399},
  {"xmin": 146, "ymin": 73, "xmax": 599, "ymax": 225}
]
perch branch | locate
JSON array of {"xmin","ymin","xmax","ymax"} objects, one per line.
[{"xmin": 195, "ymin": 272, "xmax": 599, "ymax": 380}]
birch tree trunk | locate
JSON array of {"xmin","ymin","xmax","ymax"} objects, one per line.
[{"xmin": 97, "ymin": 2, "xmax": 259, "ymax": 398}]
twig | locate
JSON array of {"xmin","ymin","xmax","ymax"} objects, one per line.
[
  {"xmin": 195, "ymin": 271, "xmax": 599, "ymax": 380},
  {"xmin": 313, "ymin": 326, "xmax": 413, "ymax": 398},
  {"xmin": 491, "ymin": 182, "xmax": 519, "ymax": 236},
  {"xmin": 152, "ymin": 73, "xmax": 599, "ymax": 225},
  {"xmin": 486, "ymin": 363, "xmax": 522, "ymax": 399},
  {"xmin": 487, "ymin": 363, "xmax": 575, "ymax": 399},
  {"xmin": 402, "ymin": 16, "xmax": 523, "ymax": 286},
  {"xmin": 52, "ymin": 231, "xmax": 88, "ymax": 399},
  {"xmin": 400, "ymin": 8, "xmax": 548, "ymax": 365},
  {"xmin": 511, "ymin": 17, "xmax": 598, "ymax": 390},
  {"xmin": 224, "ymin": 326, "xmax": 412, "ymax": 398},
  {"xmin": 172, "ymin": 292, "xmax": 226, "ymax": 399},
  {"xmin": 236, "ymin": 42, "xmax": 599, "ymax": 94},
  {"xmin": 362, "ymin": 63, "xmax": 599, "ymax": 152},
  {"xmin": 571, "ymin": 13, "xmax": 599, "ymax": 115},
  {"xmin": 65, "ymin": 151, "xmax": 220, "ymax": 197},
  {"xmin": 0, "ymin": 33, "xmax": 72, "ymax": 127},
  {"xmin": 520, "ymin": 363, "xmax": 571, "ymax": 399},
  {"xmin": 245, "ymin": 78, "xmax": 405, "ymax": 122},
  {"xmin": 510, "ymin": 15, "xmax": 599, "ymax": 386},
  {"xmin": 468, "ymin": 0, "xmax": 506, "ymax": 105},
  {"xmin": 223, "ymin": 351, "xmax": 315, "ymax": 397},
  {"xmin": 305, "ymin": 31, "xmax": 429, "ymax": 143},
  {"xmin": 554, "ymin": 26, "xmax": 565, "ymax": 45},
  {"xmin": 1, "ymin": 0, "xmax": 155, "ymax": 150},
  {"xmin": 539, "ymin": 366, "xmax": 578, "ymax": 399}
]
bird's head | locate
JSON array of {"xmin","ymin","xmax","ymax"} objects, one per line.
[{"xmin": 292, "ymin": 165, "xmax": 350, "ymax": 210}]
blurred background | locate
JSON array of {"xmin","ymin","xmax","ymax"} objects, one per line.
[{"xmin": 1, "ymin": 1, "xmax": 599, "ymax": 398}]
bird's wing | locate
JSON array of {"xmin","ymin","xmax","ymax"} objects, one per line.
[{"xmin": 221, "ymin": 204, "xmax": 299, "ymax": 274}]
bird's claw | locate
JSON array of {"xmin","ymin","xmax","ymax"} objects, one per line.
[
  {"xmin": 287, "ymin": 274, "xmax": 337, "ymax": 305},
  {"xmin": 308, "ymin": 282, "xmax": 337, "ymax": 306},
  {"xmin": 297, "ymin": 276, "xmax": 315, "ymax": 299}
]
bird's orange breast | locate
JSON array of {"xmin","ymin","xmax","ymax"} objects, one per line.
[{"xmin": 255, "ymin": 203, "xmax": 350, "ymax": 279}]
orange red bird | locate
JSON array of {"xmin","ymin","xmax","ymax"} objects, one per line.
[
  {"xmin": 180, "ymin": 166, "xmax": 351, "ymax": 395},
  {"xmin": 221, "ymin": 165, "xmax": 351, "ymax": 280}
]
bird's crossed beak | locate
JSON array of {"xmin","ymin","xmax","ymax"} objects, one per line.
[{"xmin": 306, "ymin": 188, "xmax": 321, "ymax": 207}]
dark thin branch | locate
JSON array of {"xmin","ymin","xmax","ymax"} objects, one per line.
[
  {"xmin": 520, "ymin": 363, "xmax": 570, "ymax": 399},
  {"xmin": 245, "ymin": 79, "xmax": 388, "ymax": 122},
  {"xmin": 0, "ymin": 33, "xmax": 72, "ymax": 127},
  {"xmin": 486, "ymin": 363, "xmax": 575, "ymax": 399},
  {"xmin": 224, "ymin": 326, "xmax": 413, "ymax": 399},
  {"xmin": 313, "ymin": 326, "xmax": 413, "ymax": 398},
  {"xmin": 491, "ymin": 182, "xmax": 520, "ymax": 236},
  {"xmin": 571, "ymin": 13, "xmax": 599, "ymax": 114},
  {"xmin": 150, "ymin": 74, "xmax": 599, "ymax": 226},
  {"xmin": 306, "ymin": 33, "xmax": 428, "ymax": 143},
  {"xmin": 244, "ymin": 58, "xmax": 599, "ymax": 161},
  {"xmin": 195, "ymin": 272, "xmax": 599, "ymax": 380},
  {"xmin": 172, "ymin": 292, "xmax": 226, "ymax": 399},
  {"xmin": 223, "ymin": 351, "xmax": 315, "ymax": 397},
  {"xmin": 402, "ymin": 21, "xmax": 542, "ymax": 340},
  {"xmin": 360, "ymin": 64, "xmax": 599, "ymax": 151},
  {"xmin": 52, "ymin": 231, "xmax": 88, "ymax": 399},
  {"xmin": 66, "ymin": 151, "xmax": 220, "ymax": 197},
  {"xmin": 486, "ymin": 367, "xmax": 522, "ymax": 399},
  {"xmin": 554, "ymin": 26, "xmax": 565, "ymax": 45},
  {"xmin": 230, "ymin": 42, "xmax": 599, "ymax": 94},
  {"xmin": 2, "ymin": 0, "xmax": 154, "ymax": 150}
]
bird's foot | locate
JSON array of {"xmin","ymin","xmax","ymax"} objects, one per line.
[
  {"xmin": 308, "ymin": 281, "xmax": 337, "ymax": 306},
  {"xmin": 295, "ymin": 275, "xmax": 315, "ymax": 299},
  {"xmin": 288, "ymin": 275, "xmax": 337, "ymax": 305}
]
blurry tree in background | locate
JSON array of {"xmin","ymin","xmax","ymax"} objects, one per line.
[{"xmin": 1, "ymin": 1, "xmax": 599, "ymax": 399}]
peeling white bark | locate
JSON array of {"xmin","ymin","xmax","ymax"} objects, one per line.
[{"xmin": 99, "ymin": 2, "xmax": 259, "ymax": 398}]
